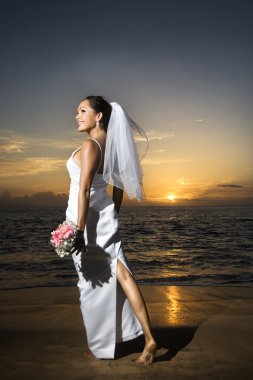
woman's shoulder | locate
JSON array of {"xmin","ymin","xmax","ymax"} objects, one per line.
[{"xmin": 79, "ymin": 139, "xmax": 101, "ymax": 155}]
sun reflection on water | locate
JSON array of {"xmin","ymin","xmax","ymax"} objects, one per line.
[{"xmin": 165, "ymin": 286, "xmax": 182, "ymax": 325}]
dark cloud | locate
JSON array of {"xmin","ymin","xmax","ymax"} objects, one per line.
[
  {"xmin": 218, "ymin": 184, "xmax": 243, "ymax": 188},
  {"xmin": 0, "ymin": 190, "xmax": 68, "ymax": 208}
]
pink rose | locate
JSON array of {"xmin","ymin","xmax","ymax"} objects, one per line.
[
  {"xmin": 51, "ymin": 231, "xmax": 63, "ymax": 247},
  {"xmin": 63, "ymin": 229, "xmax": 74, "ymax": 239},
  {"xmin": 61, "ymin": 225, "xmax": 75, "ymax": 239}
]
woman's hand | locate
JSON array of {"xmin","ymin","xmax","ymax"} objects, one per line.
[{"xmin": 70, "ymin": 230, "xmax": 87, "ymax": 255}]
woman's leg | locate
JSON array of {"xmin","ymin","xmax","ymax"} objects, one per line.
[{"xmin": 116, "ymin": 259, "xmax": 157, "ymax": 361}]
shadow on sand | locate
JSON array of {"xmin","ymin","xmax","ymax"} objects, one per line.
[{"xmin": 115, "ymin": 326, "xmax": 198, "ymax": 362}]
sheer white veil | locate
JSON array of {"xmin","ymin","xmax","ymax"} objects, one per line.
[{"xmin": 102, "ymin": 102, "xmax": 149, "ymax": 202}]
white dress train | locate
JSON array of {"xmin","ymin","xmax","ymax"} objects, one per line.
[{"xmin": 65, "ymin": 138, "xmax": 143, "ymax": 359}]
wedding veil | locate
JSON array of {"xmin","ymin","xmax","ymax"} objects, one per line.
[{"xmin": 102, "ymin": 102, "xmax": 149, "ymax": 202}]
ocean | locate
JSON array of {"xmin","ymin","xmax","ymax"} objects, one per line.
[{"xmin": 0, "ymin": 206, "xmax": 252, "ymax": 289}]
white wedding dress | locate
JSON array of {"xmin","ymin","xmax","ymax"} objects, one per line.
[{"xmin": 65, "ymin": 138, "xmax": 143, "ymax": 359}]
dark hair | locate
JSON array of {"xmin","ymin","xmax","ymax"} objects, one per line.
[{"xmin": 84, "ymin": 95, "xmax": 112, "ymax": 132}]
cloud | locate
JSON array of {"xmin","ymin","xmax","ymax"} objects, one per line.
[
  {"xmin": 145, "ymin": 129, "xmax": 175, "ymax": 141},
  {"xmin": 172, "ymin": 119, "xmax": 207, "ymax": 128},
  {"xmin": 143, "ymin": 157, "xmax": 197, "ymax": 165},
  {"xmin": 0, "ymin": 190, "xmax": 68, "ymax": 208},
  {"xmin": 0, "ymin": 129, "xmax": 28, "ymax": 153},
  {"xmin": 0, "ymin": 157, "xmax": 66, "ymax": 177},
  {"xmin": 196, "ymin": 182, "xmax": 248, "ymax": 199},
  {"xmin": 0, "ymin": 129, "xmax": 83, "ymax": 155},
  {"xmin": 26, "ymin": 137, "xmax": 83, "ymax": 150},
  {"xmin": 148, "ymin": 149, "xmax": 166, "ymax": 153},
  {"xmin": 218, "ymin": 184, "xmax": 243, "ymax": 188}
]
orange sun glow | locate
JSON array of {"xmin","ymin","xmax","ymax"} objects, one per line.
[{"xmin": 167, "ymin": 194, "xmax": 176, "ymax": 201}]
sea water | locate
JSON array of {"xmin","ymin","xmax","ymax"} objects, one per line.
[{"xmin": 0, "ymin": 206, "xmax": 252, "ymax": 289}]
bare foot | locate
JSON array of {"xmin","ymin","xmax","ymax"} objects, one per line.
[
  {"xmin": 134, "ymin": 341, "xmax": 157, "ymax": 365},
  {"xmin": 83, "ymin": 350, "xmax": 100, "ymax": 361}
]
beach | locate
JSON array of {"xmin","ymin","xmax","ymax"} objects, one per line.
[{"xmin": 1, "ymin": 285, "xmax": 253, "ymax": 379}]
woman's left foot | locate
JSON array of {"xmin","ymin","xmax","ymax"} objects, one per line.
[{"xmin": 134, "ymin": 341, "xmax": 157, "ymax": 365}]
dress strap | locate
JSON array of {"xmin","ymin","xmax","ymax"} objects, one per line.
[
  {"xmin": 72, "ymin": 146, "xmax": 81, "ymax": 158},
  {"xmin": 90, "ymin": 139, "xmax": 103, "ymax": 173}
]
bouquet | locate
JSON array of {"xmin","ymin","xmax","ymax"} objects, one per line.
[{"xmin": 50, "ymin": 220, "xmax": 78, "ymax": 257}]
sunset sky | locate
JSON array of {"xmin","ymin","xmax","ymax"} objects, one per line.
[{"xmin": 0, "ymin": 0, "xmax": 252, "ymax": 206}]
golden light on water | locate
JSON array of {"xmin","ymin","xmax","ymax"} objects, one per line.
[{"xmin": 165, "ymin": 286, "xmax": 181, "ymax": 325}]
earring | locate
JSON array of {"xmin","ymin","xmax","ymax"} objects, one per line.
[{"xmin": 96, "ymin": 120, "xmax": 100, "ymax": 128}]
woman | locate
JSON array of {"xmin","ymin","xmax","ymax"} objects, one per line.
[{"xmin": 66, "ymin": 95, "xmax": 157, "ymax": 365}]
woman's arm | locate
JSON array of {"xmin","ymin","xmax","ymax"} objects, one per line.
[
  {"xmin": 77, "ymin": 140, "xmax": 100, "ymax": 230},
  {"xmin": 113, "ymin": 186, "xmax": 124, "ymax": 214}
]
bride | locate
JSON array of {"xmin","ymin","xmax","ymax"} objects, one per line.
[{"xmin": 66, "ymin": 95, "xmax": 157, "ymax": 365}]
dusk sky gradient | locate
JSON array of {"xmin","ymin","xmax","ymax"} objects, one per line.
[{"xmin": 0, "ymin": 0, "xmax": 252, "ymax": 206}]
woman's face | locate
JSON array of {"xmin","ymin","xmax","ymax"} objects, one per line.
[{"xmin": 75, "ymin": 99, "xmax": 101, "ymax": 132}]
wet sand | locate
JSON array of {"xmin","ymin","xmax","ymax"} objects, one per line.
[{"xmin": 1, "ymin": 285, "xmax": 253, "ymax": 379}]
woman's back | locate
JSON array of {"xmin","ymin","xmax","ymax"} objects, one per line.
[{"xmin": 66, "ymin": 141, "xmax": 113, "ymax": 224}]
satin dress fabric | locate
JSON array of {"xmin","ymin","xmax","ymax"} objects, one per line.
[{"xmin": 65, "ymin": 138, "xmax": 143, "ymax": 359}]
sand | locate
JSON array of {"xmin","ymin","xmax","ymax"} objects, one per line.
[{"xmin": 1, "ymin": 285, "xmax": 253, "ymax": 379}]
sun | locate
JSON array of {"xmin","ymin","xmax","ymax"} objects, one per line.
[{"xmin": 167, "ymin": 194, "xmax": 176, "ymax": 201}]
